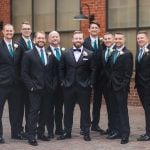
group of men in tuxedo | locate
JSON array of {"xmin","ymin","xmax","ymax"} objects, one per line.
[
  {"xmin": 0, "ymin": 21, "xmax": 150, "ymax": 146},
  {"xmin": 0, "ymin": 22, "xmax": 64, "ymax": 146}
]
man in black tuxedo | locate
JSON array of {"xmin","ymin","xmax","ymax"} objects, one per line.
[
  {"xmin": 45, "ymin": 31, "xmax": 64, "ymax": 138},
  {"xmin": 57, "ymin": 31, "xmax": 96, "ymax": 141},
  {"xmin": 38, "ymin": 30, "xmax": 64, "ymax": 138},
  {"xmin": 0, "ymin": 24, "xmax": 23, "ymax": 143},
  {"xmin": 22, "ymin": 31, "xmax": 52, "ymax": 146},
  {"xmin": 16, "ymin": 21, "xmax": 33, "ymax": 136},
  {"xmin": 83, "ymin": 21, "xmax": 105, "ymax": 134},
  {"xmin": 107, "ymin": 33, "xmax": 133, "ymax": 144},
  {"xmin": 135, "ymin": 31, "xmax": 150, "ymax": 141},
  {"xmin": 102, "ymin": 32, "xmax": 115, "ymax": 135}
]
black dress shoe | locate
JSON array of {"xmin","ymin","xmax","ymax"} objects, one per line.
[
  {"xmin": 11, "ymin": 133, "xmax": 27, "ymax": 140},
  {"xmin": 55, "ymin": 130, "xmax": 63, "ymax": 135},
  {"xmin": 48, "ymin": 133, "xmax": 54, "ymax": 139},
  {"xmin": 107, "ymin": 131, "xmax": 121, "ymax": 139},
  {"xmin": 91, "ymin": 125, "xmax": 105, "ymax": 134},
  {"xmin": 84, "ymin": 134, "xmax": 91, "ymax": 141},
  {"xmin": 121, "ymin": 136, "xmax": 129, "ymax": 144},
  {"xmin": 0, "ymin": 137, "xmax": 5, "ymax": 144},
  {"xmin": 57, "ymin": 132, "xmax": 71, "ymax": 140},
  {"xmin": 137, "ymin": 134, "xmax": 150, "ymax": 141},
  {"xmin": 28, "ymin": 139, "xmax": 38, "ymax": 146},
  {"xmin": 104, "ymin": 129, "xmax": 111, "ymax": 135},
  {"xmin": 38, "ymin": 134, "xmax": 50, "ymax": 141}
]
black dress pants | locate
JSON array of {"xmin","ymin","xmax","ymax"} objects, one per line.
[{"xmin": 63, "ymin": 85, "xmax": 91, "ymax": 135}]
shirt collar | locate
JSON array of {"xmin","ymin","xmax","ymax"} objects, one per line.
[
  {"xmin": 35, "ymin": 45, "xmax": 45, "ymax": 52},
  {"xmin": 90, "ymin": 36, "xmax": 98, "ymax": 42},
  {"xmin": 116, "ymin": 45, "xmax": 125, "ymax": 52},
  {"xmin": 140, "ymin": 43, "xmax": 149, "ymax": 49},
  {"xmin": 4, "ymin": 38, "xmax": 12, "ymax": 46}
]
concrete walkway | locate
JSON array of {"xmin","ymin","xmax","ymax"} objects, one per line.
[{"xmin": 1, "ymin": 103, "xmax": 150, "ymax": 150}]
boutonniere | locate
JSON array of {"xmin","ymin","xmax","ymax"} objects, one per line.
[
  {"xmin": 61, "ymin": 47, "xmax": 66, "ymax": 51},
  {"xmin": 118, "ymin": 50, "xmax": 124, "ymax": 56},
  {"xmin": 47, "ymin": 51, "xmax": 52, "ymax": 57},
  {"xmin": 83, "ymin": 51, "xmax": 88, "ymax": 57},
  {"xmin": 144, "ymin": 47, "xmax": 149, "ymax": 53},
  {"xmin": 110, "ymin": 48, "xmax": 115, "ymax": 53},
  {"xmin": 13, "ymin": 43, "xmax": 19, "ymax": 50}
]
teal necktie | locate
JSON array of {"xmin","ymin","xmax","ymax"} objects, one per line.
[
  {"xmin": 27, "ymin": 40, "xmax": 32, "ymax": 50},
  {"xmin": 105, "ymin": 48, "xmax": 110, "ymax": 62},
  {"xmin": 138, "ymin": 48, "xmax": 143, "ymax": 63},
  {"xmin": 40, "ymin": 49, "xmax": 45, "ymax": 65},
  {"xmin": 93, "ymin": 40, "xmax": 98, "ymax": 51},
  {"xmin": 113, "ymin": 50, "xmax": 118, "ymax": 64},
  {"xmin": 54, "ymin": 48, "xmax": 61, "ymax": 61},
  {"xmin": 8, "ymin": 44, "xmax": 14, "ymax": 57}
]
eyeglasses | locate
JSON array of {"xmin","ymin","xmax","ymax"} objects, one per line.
[{"xmin": 22, "ymin": 28, "xmax": 31, "ymax": 31}]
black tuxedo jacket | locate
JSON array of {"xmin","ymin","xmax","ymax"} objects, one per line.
[
  {"xmin": 59, "ymin": 47, "xmax": 96, "ymax": 88},
  {"xmin": 108, "ymin": 47, "xmax": 133, "ymax": 91},
  {"xmin": 15, "ymin": 37, "xmax": 34, "ymax": 80},
  {"xmin": 83, "ymin": 37, "xmax": 104, "ymax": 85},
  {"xmin": 101, "ymin": 47, "xmax": 114, "ymax": 88},
  {"xmin": 0, "ymin": 39, "xmax": 20, "ymax": 87},
  {"xmin": 135, "ymin": 44, "xmax": 150, "ymax": 88},
  {"xmin": 46, "ymin": 46, "xmax": 62, "ymax": 90},
  {"xmin": 21, "ymin": 46, "xmax": 53, "ymax": 91}
]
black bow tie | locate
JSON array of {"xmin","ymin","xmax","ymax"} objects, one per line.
[{"xmin": 73, "ymin": 48, "xmax": 81, "ymax": 52}]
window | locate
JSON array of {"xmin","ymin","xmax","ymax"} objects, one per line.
[
  {"xmin": 11, "ymin": 0, "xmax": 80, "ymax": 48},
  {"xmin": 12, "ymin": 0, "xmax": 32, "ymax": 33},
  {"xmin": 108, "ymin": 0, "xmax": 136, "ymax": 29},
  {"xmin": 107, "ymin": 0, "xmax": 150, "ymax": 56}
]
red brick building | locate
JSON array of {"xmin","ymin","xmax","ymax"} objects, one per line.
[{"xmin": 1, "ymin": 0, "xmax": 149, "ymax": 106}]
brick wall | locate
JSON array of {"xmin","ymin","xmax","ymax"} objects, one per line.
[
  {"xmin": 81, "ymin": 0, "xmax": 106, "ymax": 38},
  {"xmin": 0, "ymin": 0, "xmax": 10, "ymax": 37}
]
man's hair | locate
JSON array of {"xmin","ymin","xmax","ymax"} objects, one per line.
[
  {"xmin": 89, "ymin": 21, "xmax": 100, "ymax": 28},
  {"xmin": 72, "ymin": 30, "xmax": 84, "ymax": 37},
  {"xmin": 3, "ymin": 23, "xmax": 14, "ymax": 30},
  {"xmin": 104, "ymin": 32, "xmax": 113, "ymax": 36},
  {"xmin": 137, "ymin": 30, "xmax": 148, "ymax": 37},
  {"xmin": 34, "ymin": 31, "xmax": 45, "ymax": 38},
  {"xmin": 21, "ymin": 21, "xmax": 31, "ymax": 26}
]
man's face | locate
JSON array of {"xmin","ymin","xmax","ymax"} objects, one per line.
[
  {"xmin": 103, "ymin": 34, "xmax": 114, "ymax": 47},
  {"xmin": 35, "ymin": 33, "xmax": 46, "ymax": 48},
  {"xmin": 21, "ymin": 24, "xmax": 32, "ymax": 38},
  {"xmin": 2, "ymin": 25, "xmax": 14, "ymax": 40},
  {"xmin": 48, "ymin": 31, "xmax": 60, "ymax": 47},
  {"xmin": 137, "ymin": 33, "xmax": 149, "ymax": 48},
  {"xmin": 88, "ymin": 23, "xmax": 100, "ymax": 37},
  {"xmin": 115, "ymin": 34, "xmax": 125, "ymax": 48},
  {"xmin": 72, "ymin": 33, "xmax": 84, "ymax": 48}
]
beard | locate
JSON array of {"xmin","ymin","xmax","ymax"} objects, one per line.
[{"xmin": 36, "ymin": 42, "xmax": 45, "ymax": 48}]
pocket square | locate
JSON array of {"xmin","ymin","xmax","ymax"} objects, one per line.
[{"xmin": 83, "ymin": 58, "xmax": 88, "ymax": 60}]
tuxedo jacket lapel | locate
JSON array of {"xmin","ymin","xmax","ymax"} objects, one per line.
[
  {"xmin": 70, "ymin": 49, "xmax": 77, "ymax": 64},
  {"xmin": 1, "ymin": 40, "xmax": 14, "ymax": 62},
  {"xmin": 33, "ymin": 47, "xmax": 45, "ymax": 67}
]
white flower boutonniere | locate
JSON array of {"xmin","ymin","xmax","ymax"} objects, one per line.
[
  {"xmin": 61, "ymin": 47, "xmax": 66, "ymax": 51},
  {"xmin": 83, "ymin": 51, "xmax": 88, "ymax": 57},
  {"xmin": 47, "ymin": 52, "xmax": 52, "ymax": 57},
  {"xmin": 14, "ymin": 43, "xmax": 18, "ymax": 50},
  {"xmin": 118, "ymin": 50, "xmax": 124, "ymax": 56},
  {"xmin": 110, "ymin": 48, "xmax": 115, "ymax": 53},
  {"xmin": 144, "ymin": 47, "xmax": 149, "ymax": 53}
]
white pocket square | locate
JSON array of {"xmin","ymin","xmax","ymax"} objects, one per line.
[{"xmin": 83, "ymin": 58, "xmax": 88, "ymax": 60}]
